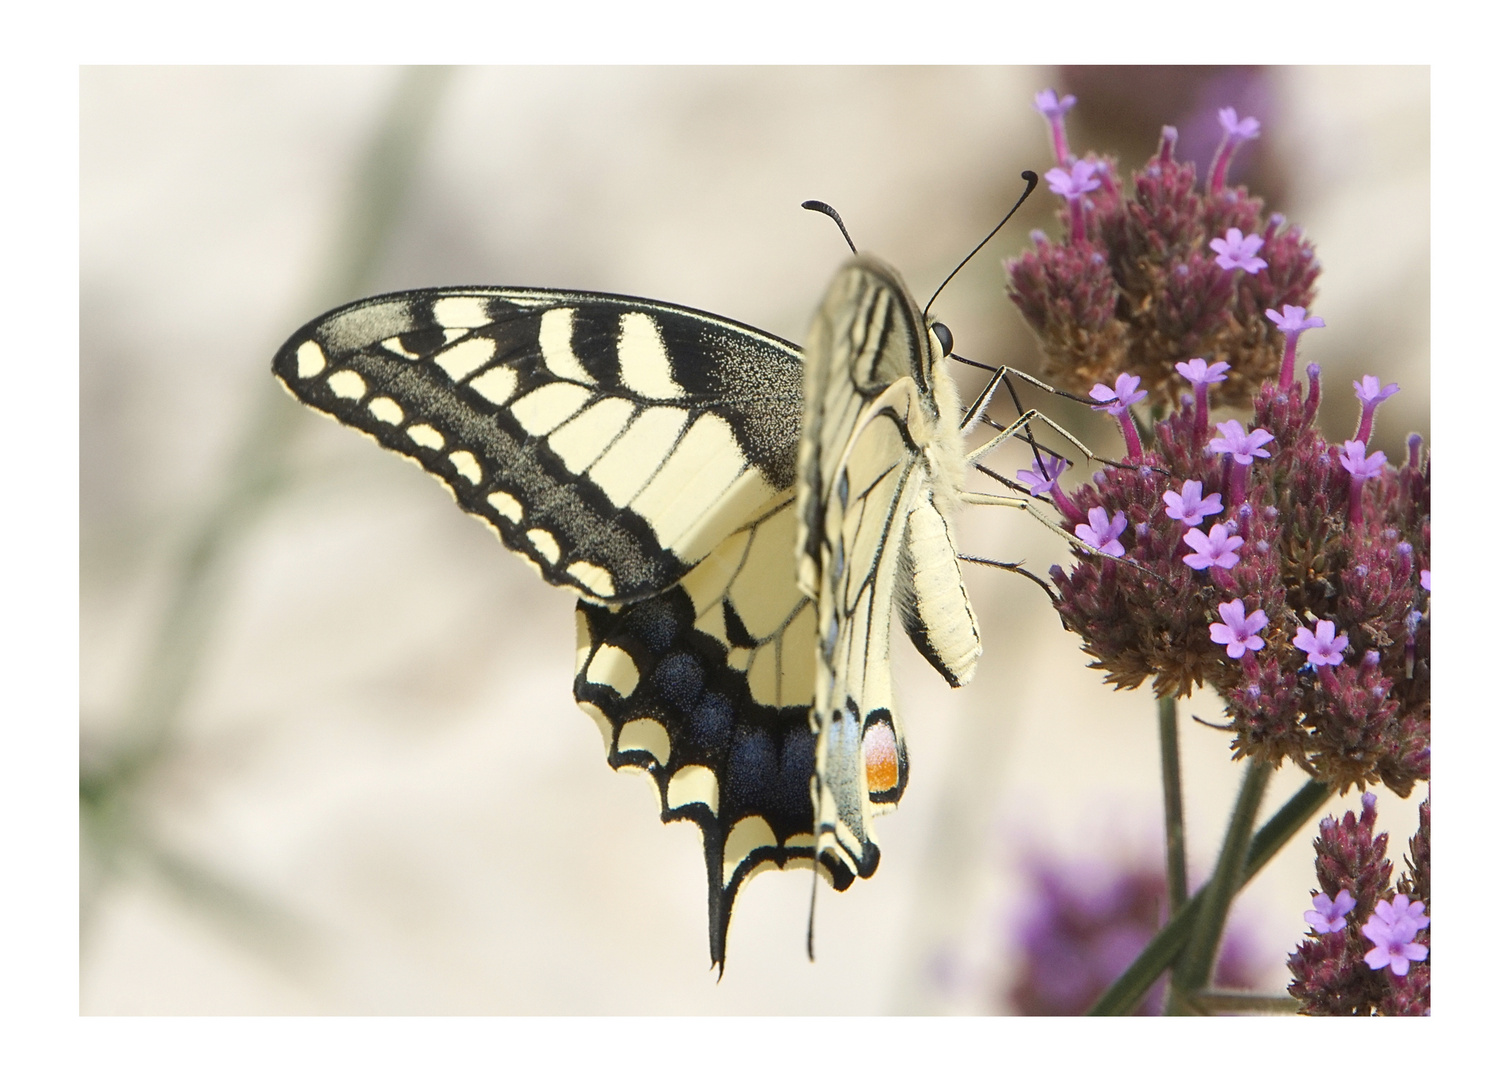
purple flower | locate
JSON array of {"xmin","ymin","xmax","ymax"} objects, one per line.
[
  {"xmin": 1339, "ymin": 440, "xmax": 1388, "ymax": 481},
  {"xmin": 1375, "ymin": 893, "xmax": 1431, "ymax": 936},
  {"xmin": 1218, "ymin": 107, "xmax": 1261, "ymax": 141},
  {"xmin": 1174, "ymin": 357, "xmax": 1230, "ymax": 387},
  {"xmin": 1016, "ymin": 454, "xmax": 1068, "ymax": 497},
  {"xmin": 1162, "ymin": 479, "xmax": 1223, "ymax": 525},
  {"xmin": 1266, "ymin": 305, "xmax": 1326, "ymax": 336},
  {"xmin": 1075, "ymin": 507, "xmax": 1127, "ymax": 557},
  {"xmin": 1208, "ymin": 420, "xmax": 1274, "ymax": 464},
  {"xmin": 1046, "ymin": 159, "xmax": 1101, "ymax": 200},
  {"xmin": 1210, "ymin": 598, "xmax": 1268, "ymax": 659},
  {"xmin": 1353, "ymin": 375, "xmax": 1401, "ymax": 409},
  {"xmin": 1034, "ymin": 88, "xmax": 1077, "ymax": 120},
  {"xmin": 1420, "ymin": 569, "xmax": 1431, "ymax": 592},
  {"xmin": 1089, "ymin": 372, "xmax": 1147, "ymax": 415},
  {"xmin": 1183, "ymin": 522, "xmax": 1244, "ymax": 570},
  {"xmin": 1362, "ymin": 897, "xmax": 1430, "ymax": 977},
  {"xmin": 1352, "ymin": 375, "xmax": 1401, "ymax": 444},
  {"xmin": 1303, "ymin": 889, "xmax": 1355, "ymax": 934},
  {"xmin": 1210, "ymin": 228, "xmax": 1268, "ymax": 273},
  {"xmin": 1293, "ymin": 619, "xmax": 1349, "ymax": 667}
]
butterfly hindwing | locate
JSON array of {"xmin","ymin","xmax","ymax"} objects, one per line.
[
  {"xmin": 796, "ymin": 256, "xmax": 982, "ymax": 883},
  {"xmin": 572, "ymin": 495, "xmax": 854, "ymax": 968},
  {"xmin": 273, "ymin": 287, "xmax": 805, "ymax": 603}
]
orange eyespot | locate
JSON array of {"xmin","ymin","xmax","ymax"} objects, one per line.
[{"xmin": 862, "ymin": 721, "xmax": 899, "ymax": 795}]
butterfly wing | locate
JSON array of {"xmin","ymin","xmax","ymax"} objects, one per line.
[
  {"xmin": 275, "ymin": 286, "xmax": 839, "ymax": 968},
  {"xmin": 273, "ymin": 287, "xmax": 804, "ymax": 604},
  {"xmin": 796, "ymin": 257, "xmax": 982, "ymax": 885}
]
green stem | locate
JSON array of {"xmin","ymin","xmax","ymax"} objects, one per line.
[
  {"xmin": 1157, "ymin": 695, "xmax": 1187, "ymax": 911},
  {"xmin": 1188, "ymin": 991, "xmax": 1299, "ymax": 1015},
  {"xmin": 1167, "ymin": 759, "xmax": 1270, "ymax": 1013},
  {"xmin": 1087, "ymin": 778, "xmax": 1330, "ymax": 1016}
]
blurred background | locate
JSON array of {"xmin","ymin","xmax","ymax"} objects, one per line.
[{"xmin": 80, "ymin": 66, "xmax": 1429, "ymax": 1014}]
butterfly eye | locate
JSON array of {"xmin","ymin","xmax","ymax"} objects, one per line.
[{"xmin": 931, "ymin": 321, "xmax": 954, "ymax": 357}]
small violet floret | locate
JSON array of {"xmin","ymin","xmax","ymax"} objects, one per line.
[
  {"xmin": 1339, "ymin": 440, "xmax": 1388, "ymax": 481},
  {"xmin": 1353, "ymin": 375, "xmax": 1401, "ymax": 409},
  {"xmin": 1217, "ymin": 106, "xmax": 1261, "ymax": 141},
  {"xmin": 1162, "ymin": 479, "xmax": 1223, "ymax": 525},
  {"xmin": 1182, "ymin": 522, "xmax": 1244, "ymax": 570},
  {"xmin": 1421, "ymin": 569, "xmax": 1431, "ymax": 592},
  {"xmin": 1175, "ymin": 357, "xmax": 1230, "ymax": 387},
  {"xmin": 1209, "ymin": 228, "xmax": 1268, "ymax": 273},
  {"xmin": 1209, "ymin": 598, "xmax": 1268, "ymax": 659},
  {"xmin": 1303, "ymin": 889, "xmax": 1355, "ymax": 934},
  {"xmin": 1089, "ymin": 372, "xmax": 1147, "ymax": 415},
  {"xmin": 1075, "ymin": 506, "xmax": 1127, "ymax": 558},
  {"xmin": 1209, "ymin": 420, "xmax": 1274, "ymax": 464},
  {"xmin": 1361, "ymin": 896, "xmax": 1430, "ymax": 977},
  {"xmin": 1016, "ymin": 454, "xmax": 1068, "ymax": 497},
  {"xmin": 1045, "ymin": 159, "xmax": 1101, "ymax": 200},
  {"xmin": 1034, "ymin": 89, "xmax": 1077, "ymax": 119},
  {"xmin": 1293, "ymin": 619, "xmax": 1348, "ymax": 667}
]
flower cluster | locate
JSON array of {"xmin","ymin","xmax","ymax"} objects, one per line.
[
  {"xmin": 1009, "ymin": 93, "xmax": 1430, "ymax": 796},
  {"xmin": 1287, "ymin": 793, "xmax": 1430, "ymax": 1015},
  {"xmin": 1005, "ymin": 851, "xmax": 1263, "ymax": 1015},
  {"xmin": 1009, "ymin": 94, "xmax": 1321, "ymax": 412}
]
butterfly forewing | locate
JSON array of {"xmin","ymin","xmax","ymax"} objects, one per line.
[{"xmin": 273, "ymin": 287, "xmax": 805, "ymax": 604}]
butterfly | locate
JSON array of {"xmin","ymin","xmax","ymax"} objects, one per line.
[{"xmin": 272, "ymin": 232, "xmax": 1047, "ymax": 969}]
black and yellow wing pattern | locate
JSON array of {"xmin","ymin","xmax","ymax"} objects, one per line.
[{"xmin": 273, "ymin": 261, "xmax": 982, "ymax": 969}]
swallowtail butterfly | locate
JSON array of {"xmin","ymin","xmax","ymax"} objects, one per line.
[{"xmin": 274, "ymin": 249, "xmax": 1029, "ymax": 969}]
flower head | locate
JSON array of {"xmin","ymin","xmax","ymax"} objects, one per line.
[
  {"xmin": 1293, "ymin": 619, "xmax": 1349, "ymax": 667},
  {"xmin": 1089, "ymin": 372, "xmax": 1147, "ymax": 415},
  {"xmin": 1303, "ymin": 889, "xmax": 1355, "ymax": 934},
  {"xmin": 1075, "ymin": 506, "xmax": 1127, "ymax": 557},
  {"xmin": 1183, "ymin": 522, "xmax": 1244, "ymax": 571},
  {"xmin": 1208, "ymin": 420, "xmax": 1274, "ymax": 464},
  {"xmin": 1210, "ymin": 598, "xmax": 1268, "ymax": 658},
  {"xmin": 1175, "ymin": 357, "xmax": 1230, "ymax": 388},
  {"xmin": 1210, "ymin": 228, "xmax": 1267, "ymax": 273},
  {"xmin": 1162, "ymin": 479, "xmax": 1223, "ymax": 525}
]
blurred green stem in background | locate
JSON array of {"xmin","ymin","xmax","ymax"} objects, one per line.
[{"xmin": 80, "ymin": 66, "xmax": 454, "ymax": 948}]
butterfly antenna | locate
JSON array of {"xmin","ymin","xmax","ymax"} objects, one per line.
[
  {"xmin": 923, "ymin": 170, "xmax": 1038, "ymax": 317},
  {"xmin": 802, "ymin": 200, "xmax": 858, "ymax": 254}
]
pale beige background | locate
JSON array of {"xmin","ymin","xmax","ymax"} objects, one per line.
[{"xmin": 80, "ymin": 66, "xmax": 1429, "ymax": 1014}]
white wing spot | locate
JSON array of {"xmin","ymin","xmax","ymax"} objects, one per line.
[
  {"xmin": 327, "ymin": 370, "xmax": 366, "ymax": 400},
  {"xmin": 511, "ymin": 382, "xmax": 592, "ymax": 437},
  {"xmin": 434, "ymin": 336, "xmax": 497, "ymax": 382},
  {"xmin": 448, "ymin": 450, "xmax": 482, "ymax": 485},
  {"xmin": 468, "ymin": 365, "xmax": 518, "ymax": 406},
  {"xmin": 576, "ymin": 699, "xmax": 614, "ymax": 756},
  {"xmin": 539, "ymin": 308, "xmax": 595, "ymax": 384},
  {"xmin": 668, "ymin": 764, "xmax": 720, "ymax": 816},
  {"xmin": 618, "ymin": 717, "xmax": 670, "ymax": 766},
  {"xmin": 486, "ymin": 491, "xmax": 523, "ymax": 523},
  {"xmin": 406, "ymin": 424, "xmax": 445, "ymax": 450},
  {"xmin": 587, "ymin": 406, "xmax": 686, "ymax": 506},
  {"xmin": 585, "ymin": 644, "xmax": 639, "ymax": 697},
  {"xmin": 367, "ymin": 397, "xmax": 404, "ymax": 425},
  {"xmin": 295, "ymin": 340, "xmax": 327, "ymax": 378},
  {"xmin": 547, "ymin": 397, "xmax": 637, "ymax": 473},
  {"xmin": 526, "ymin": 527, "xmax": 561, "ymax": 565},
  {"xmin": 723, "ymin": 816, "xmax": 778, "ymax": 885},
  {"xmin": 566, "ymin": 561, "xmax": 615, "ymax": 598},
  {"xmin": 433, "ymin": 296, "xmax": 491, "ymax": 329},
  {"xmin": 379, "ymin": 336, "xmax": 419, "ymax": 359},
  {"xmin": 618, "ymin": 312, "xmax": 683, "ymax": 399}
]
